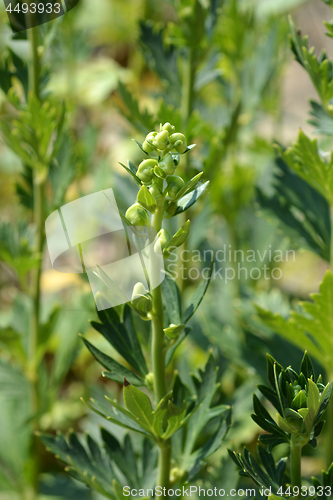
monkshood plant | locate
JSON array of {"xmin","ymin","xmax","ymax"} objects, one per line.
[
  {"xmin": 39, "ymin": 124, "xmax": 232, "ymax": 499},
  {"xmin": 255, "ymin": 0, "xmax": 333, "ymax": 467},
  {"xmin": 230, "ymin": 352, "xmax": 333, "ymax": 499}
]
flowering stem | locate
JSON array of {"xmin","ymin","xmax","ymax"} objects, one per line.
[
  {"xmin": 27, "ymin": 21, "xmax": 43, "ymax": 499},
  {"xmin": 150, "ymin": 203, "xmax": 171, "ymax": 495}
]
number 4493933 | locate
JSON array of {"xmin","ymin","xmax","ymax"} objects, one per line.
[{"xmin": 5, "ymin": 2, "xmax": 61, "ymax": 14}]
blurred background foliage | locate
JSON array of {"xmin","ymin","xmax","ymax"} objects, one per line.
[{"xmin": 0, "ymin": 0, "xmax": 333, "ymax": 498}]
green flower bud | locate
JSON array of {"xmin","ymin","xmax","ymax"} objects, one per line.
[
  {"xmin": 153, "ymin": 130, "xmax": 169, "ymax": 150},
  {"xmin": 149, "ymin": 183, "xmax": 163, "ymax": 203},
  {"xmin": 125, "ymin": 203, "xmax": 150, "ymax": 228},
  {"xmin": 142, "ymin": 132, "xmax": 157, "ymax": 153},
  {"xmin": 142, "ymin": 140, "xmax": 154, "ymax": 153},
  {"xmin": 154, "ymin": 229, "xmax": 170, "ymax": 254},
  {"xmin": 145, "ymin": 372, "xmax": 154, "ymax": 390},
  {"xmin": 137, "ymin": 159, "xmax": 158, "ymax": 183},
  {"xmin": 166, "ymin": 175, "xmax": 185, "ymax": 199},
  {"xmin": 159, "ymin": 153, "xmax": 175, "ymax": 175},
  {"xmin": 131, "ymin": 282, "xmax": 152, "ymax": 316},
  {"xmin": 132, "ymin": 282, "xmax": 147, "ymax": 300},
  {"xmin": 161, "ymin": 122, "xmax": 175, "ymax": 134},
  {"xmin": 163, "ymin": 323, "xmax": 185, "ymax": 339},
  {"xmin": 170, "ymin": 132, "xmax": 187, "ymax": 153}
]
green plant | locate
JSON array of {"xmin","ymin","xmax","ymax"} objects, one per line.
[
  {"xmin": 40, "ymin": 123, "xmax": 231, "ymax": 498},
  {"xmin": 230, "ymin": 352, "xmax": 333, "ymax": 499},
  {"xmin": 255, "ymin": 0, "xmax": 333, "ymax": 467},
  {"xmin": 0, "ymin": 20, "xmax": 92, "ymax": 500}
]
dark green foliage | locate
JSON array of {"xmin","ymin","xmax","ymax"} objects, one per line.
[
  {"xmin": 229, "ymin": 446, "xmax": 287, "ymax": 492},
  {"xmin": 171, "ymin": 354, "xmax": 232, "ymax": 481},
  {"xmin": 40, "ymin": 430, "xmax": 157, "ymax": 500},
  {"xmin": 257, "ymin": 158, "xmax": 331, "ymax": 261},
  {"xmin": 87, "ymin": 305, "xmax": 148, "ymax": 381}
]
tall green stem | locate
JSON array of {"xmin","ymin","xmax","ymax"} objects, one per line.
[
  {"xmin": 28, "ymin": 27, "xmax": 40, "ymax": 98},
  {"xmin": 290, "ymin": 435, "xmax": 302, "ymax": 496},
  {"xmin": 150, "ymin": 206, "xmax": 171, "ymax": 495},
  {"xmin": 27, "ymin": 21, "xmax": 43, "ymax": 500}
]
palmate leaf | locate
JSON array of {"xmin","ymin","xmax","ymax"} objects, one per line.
[
  {"xmin": 139, "ymin": 22, "xmax": 181, "ymax": 103},
  {"xmin": 80, "ymin": 336, "xmax": 143, "ymax": 386},
  {"xmin": 289, "ymin": 16, "xmax": 333, "ymax": 105},
  {"xmin": 229, "ymin": 446, "xmax": 287, "ymax": 492},
  {"xmin": 256, "ymin": 270, "xmax": 333, "ymax": 377},
  {"xmin": 172, "ymin": 353, "xmax": 232, "ymax": 480},
  {"xmin": 276, "ymin": 131, "xmax": 333, "ymax": 206},
  {"xmin": 40, "ymin": 429, "xmax": 157, "ymax": 499},
  {"xmin": 89, "ymin": 305, "xmax": 148, "ymax": 379},
  {"xmin": 308, "ymin": 100, "xmax": 333, "ymax": 137},
  {"xmin": 257, "ymin": 157, "xmax": 330, "ymax": 261}
]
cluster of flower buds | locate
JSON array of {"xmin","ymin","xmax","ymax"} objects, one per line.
[{"xmin": 125, "ymin": 123, "xmax": 189, "ymax": 228}]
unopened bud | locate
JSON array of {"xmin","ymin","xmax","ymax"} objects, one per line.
[
  {"xmin": 125, "ymin": 203, "xmax": 150, "ymax": 228},
  {"xmin": 153, "ymin": 130, "xmax": 169, "ymax": 150},
  {"xmin": 154, "ymin": 229, "xmax": 170, "ymax": 254},
  {"xmin": 161, "ymin": 122, "xmax": 175, "ymax": 134},
  {"xmin": 137, "ymin": 159, "xmax": 158, "ymax": 183},
  {"xmin": 169, "ymin": 132, "xmax": 187, "ymax": 153}
]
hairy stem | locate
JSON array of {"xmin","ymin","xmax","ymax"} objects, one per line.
[
  {"xmin": 290, "ymin": 435, "xmax": 302, "ymax": 496},
  {"xmin": 150, "ymin": 205, "xmax": 171, "ymax": 495}
]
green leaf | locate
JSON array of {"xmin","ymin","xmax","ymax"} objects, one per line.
[
  {"xmin": 139, "ymin": 22, "xmax": 181, "ymax": 102},
  {"xmin": 256, "ymin": 270, "xmax": 333, "ymax": 375},
  {"xmin": 162, "ymin": 400, "xmax": 187, "ymax": 439},
  {"xmin": 257, "ymin": 157, "xmax": 330, "ymax": 261},
  {"xmin": 119, "ymin": 162, "xmax": 142, "ymax": 187},
  {"xmin": 170, "ymin": 181, "xmax": 210, "ymax": 216},
  {"xmin": 86, "ymin": 397, "xmax": 151, "ymax": 437},
  {"xmin": 137, "ymin": 185, "xmax": 157, "ymax": 213},
  {"xmin": 182, "ymin": 256, "xmax": 214, "ymax": 324},
  {"xmin": 90, "ymin": 305, "xmax": 148, "ymax": 378},
  {"xmin": 80, "ymin": 336, "xmax": 143, "ymax": 386},
  {"xmin": 172, "ymin": 353, "xmax": 231, "ymax": 478},
  {"xmin": 39, "ymin": 430, "xmax": 115, "ymax": 498},
  {"xmin": 163, "ymin": 220, "xmax": 190, "ymax": 257},
  {"xmin": 162, "ymin": 274, "xmax": 181, "ymax": 326},
  {"xmin": 300, "ymin": 351, "xmax": 315, "ymax": 380},
  {"xmin": 173, "ymin": 172, "xmax": 203, "ymax": 200},
  {"xmin": 123, "ymin": 380, "xmax": 154, "ymax": 432},
  {"xmin": 308, "ymin": 100, "xmax": 333, "ymax": 136},
  {"xmin": 163, "ymin": 324, "xmax": 185, "ymax": 339},
  {"xmin": 276, "ymin": 131, "xmax": 333, "ymax": 205}
]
